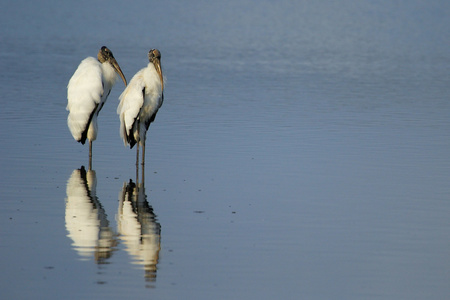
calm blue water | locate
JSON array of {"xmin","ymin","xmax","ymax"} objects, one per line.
[{"xmin": 1, "ymin": 1, "xmax": 449, "ymax": 299}]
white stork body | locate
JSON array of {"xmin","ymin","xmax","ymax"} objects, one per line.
[
  {"xmin": 67, "ymin": 47, "xmax": 126, "ymax": 168},
  {"xmin": 67, "ymin": 57, "xmax": 116, "ymax": 142},
  {"xmin": 117, "ymin": 49, "xmax": 164, "ymax": 166}
]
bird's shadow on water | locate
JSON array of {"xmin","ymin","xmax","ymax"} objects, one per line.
[
  {"xmin": 64, "ymin": 165, "xmax": 161, "ymax": 286},
  {"xmin": 65, "ymin": 166, "xmax": 116, "ymax": 264}
]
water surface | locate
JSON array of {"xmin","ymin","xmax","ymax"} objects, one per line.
[{"xmin": 1, "ymin": 1, "xmax": 449, "ymax": 299}]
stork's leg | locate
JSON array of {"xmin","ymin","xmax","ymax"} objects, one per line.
[
  {"xmin": 136, "ymin": 122, "xmax": 140, "ymax": 167},
  {"xmin": 135, "ymin": 159, "xmax": 139, "ymax": 185},
  {"xmin": 89, "ymin": 140, "xmax": 93, "ymax": 170},
  {"xmin": 141, "ymin": 161, "xmax": 145, "ymax": 184},
  {"xmin": 136, "ymin": 145, "xmax": 139, "ymax": 167},
  {"xmin": 141, "ymin": 138, "xmax": 145, "ymax": 166}
]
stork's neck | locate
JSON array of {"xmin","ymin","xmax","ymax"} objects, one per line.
[{"xmin": 101, "ymin": 62, "xmax": 118, "ymax": 87}]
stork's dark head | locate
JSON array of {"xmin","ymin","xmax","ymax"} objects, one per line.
[
  {"xmin": 97, "ymin": 46, "xmax": 127, "ymax": 86},
  {"xmin": 98, "ymin": 46, "xmax": 113, "ymax": 63},
  {"xmin": 148, "ymin": 49, "xmax": 161, "ymax": 63},
  {"xmin": 148, "ymin": 49, "xmax": 163, "ymax": 91}
]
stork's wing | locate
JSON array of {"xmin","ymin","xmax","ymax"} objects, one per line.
[
  {"xmin": 117, "ymin": 70, "xmax": 146, "ymax": 146},
  {"xmin": 67, "ymin": 57, "xmax": 104, "ymax": 142}
]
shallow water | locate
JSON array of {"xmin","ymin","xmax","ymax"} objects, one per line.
[{"xmin": 1, "ymin": 1, "xmax": 450, "ymax": 299}]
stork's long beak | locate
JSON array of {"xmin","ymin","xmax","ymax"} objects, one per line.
[
  {"xmin": 153, "ymin": 59, "xmax": 163, "ymax": 91},
  {"xmin": 111, "ymin": 58, "xmax": 127, "ymax": 86}
]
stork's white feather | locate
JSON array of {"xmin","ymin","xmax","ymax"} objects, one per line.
[
  {"xmin": 117, "ymin": 62, "xmax": 163, "ymax": 146},
  {"xmin": 67, "ymin": 57, "xmax": 118, "ymax": 142}
]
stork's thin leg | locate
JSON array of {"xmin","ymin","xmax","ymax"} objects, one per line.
[
  {"xmin": 141, "ymin": 159, "xmax": 145, "ymax": 185},
  {"xmin": 89, "ymin": 140, "xmax": 93, "ymax": 170},
  {"xmin": 141, "ymin": 138, "xmax": 145, "ymax": 166},
  {"xmin": 136, "ymin": 122, "xmax": 140, "ymax": 167},
  {"xmin": 136, "ymin": 145, "xmax": 139, "ymax": 167},
  {"xmin": 135, "ymin": 161, "xmax": 139, "ymax": 185}
]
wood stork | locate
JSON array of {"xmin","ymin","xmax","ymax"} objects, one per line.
[
  {"xmin": 117, "ymin": 49, "xmax": 164, "ymax": 167},
  {"xmin": 67, "ymin": 46, "xmax": 127, "ymax": 169}
]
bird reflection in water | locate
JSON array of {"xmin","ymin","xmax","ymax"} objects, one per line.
[
  {"xmin": 65, "ymin": 166, "xmax": 116, "ymax": 263},
  {"xmin": 117, "ymin": 173, "xmax": 161, "ymax": 286}
]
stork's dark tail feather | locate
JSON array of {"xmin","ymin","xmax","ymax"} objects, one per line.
[
  {"xmin": 127, "ymin": 124, "xmax": 137, "ymax": 149},
  {"xmin": 128, "ymin": 136, "xmax": 137, "ymax": 149}
]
